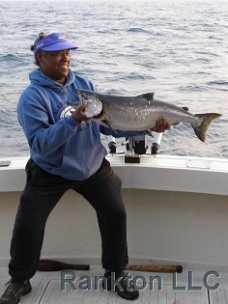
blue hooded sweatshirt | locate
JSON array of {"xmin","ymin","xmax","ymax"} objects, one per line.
[{"xmin": 17, "ymin": 69, "xmax": 142, "ymax": 180}]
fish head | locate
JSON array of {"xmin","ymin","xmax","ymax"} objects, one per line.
[
  {"xmin": 77, "ymin": 89, "xmax": 103, "ymax": 118},
  {"xmin": 77, "ymin": 89, "xmax": 94, "ymax": 103}
]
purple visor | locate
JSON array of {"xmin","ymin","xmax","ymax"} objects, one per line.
[{"xmin": 33, "ymin": 33, "xmax": 78, "ymax": 53}]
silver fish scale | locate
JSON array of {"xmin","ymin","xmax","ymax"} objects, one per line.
[
  {"xmin": 102, "ymin": 99, "xmax": 198, "ymax": 131},
  {"xmin": 104, "ymin": 102, "xmax": 160, "ymax": 130}
]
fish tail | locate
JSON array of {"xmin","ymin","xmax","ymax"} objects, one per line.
[{"xmin": 192, "ymin": 113, "xmax": 221, "ymax": 142}]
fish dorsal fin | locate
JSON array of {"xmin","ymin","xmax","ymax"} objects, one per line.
[{"xmin": 136, "ymin": 93, "xmax": 154, "ymax": 100}]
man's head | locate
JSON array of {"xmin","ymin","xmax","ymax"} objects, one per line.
[{"xmin": 31, "ymin": 32, "xmax": 78, "ymax": 84}]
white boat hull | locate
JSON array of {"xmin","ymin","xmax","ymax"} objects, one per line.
[{"xmin": 0, "ymin": 155, "xmax": 227, "ymax": 271}]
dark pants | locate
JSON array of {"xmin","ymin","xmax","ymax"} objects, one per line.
[{"xmin": 9, "ymin": 158, "xmax": 128, "ymax": 281}]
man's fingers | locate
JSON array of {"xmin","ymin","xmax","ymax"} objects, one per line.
[
  {"xmin": 72, "ymin": 103, "xmax": 88, "ymax": 122},
  {"xmin": 154, "ymin": 118, "xmax": 170, "ymax": 132}
]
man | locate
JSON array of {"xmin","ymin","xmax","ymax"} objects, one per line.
[{"xmin": 0, "ymin": 32, "xmax": 169, "ymax": 304}]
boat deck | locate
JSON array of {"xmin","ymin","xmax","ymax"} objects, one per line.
[{"xmin": 0, "ymin": 266, "xmax": 227, "ymax": 303}]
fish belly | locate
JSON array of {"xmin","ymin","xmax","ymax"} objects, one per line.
[
  {"xmin": 105, "ymin": 104, "xmax": 196, "ymax": 131},
  {"xmin": 105, "ymin": 105, "xmax": 159, "ymax": 130}
]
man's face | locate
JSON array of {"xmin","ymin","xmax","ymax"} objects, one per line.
[{"xmin": 37, "ymin": 50, "xmax": 71, "ymax": 84}]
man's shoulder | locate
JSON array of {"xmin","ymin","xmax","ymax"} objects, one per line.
[
  {"xmin": 17, "ymin": 82, "xmax": 48, "ymax": 111},
  {"xmin": 20, "ymin": 83, "xmax": 44, "ymax": 100}
]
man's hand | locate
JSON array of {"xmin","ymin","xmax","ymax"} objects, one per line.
[
  {"xmin": 72, "ymin": 103, "xmax": 88, "ymax": 122},
  {"xmin": 151, "ymin": 117, "xmax": 170, "ymax": 132}
]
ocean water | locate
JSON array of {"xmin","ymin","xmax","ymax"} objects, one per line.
[{"xmin": 0, "ymin": 0, "xmax": 227, "ymax": 158}]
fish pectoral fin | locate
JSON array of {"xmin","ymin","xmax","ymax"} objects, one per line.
[
  {"xmin": 136, "ymin": 93, "xmax": 154, "ymax": 100},
  {"xmin": 101, "ymin": 119, "xmax": 112, "ymax": 129}
]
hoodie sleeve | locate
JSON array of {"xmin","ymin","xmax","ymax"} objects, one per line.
[{"xmin": 17, "ymin": 87, "xmax": 82, "ymax": 155}]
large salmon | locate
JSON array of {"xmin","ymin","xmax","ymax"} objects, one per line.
[{"xmin": 77, "ymin": 89, "xmax": 221, "ymax": 142}]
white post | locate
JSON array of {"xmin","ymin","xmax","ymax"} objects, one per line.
[
  {"xmin": 151, "ymin": 132, "xmax": 163, "ymax": 154},
  {"xmin": 107, "ymin": 136, "xmax": 117, "ymax": 154}
]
